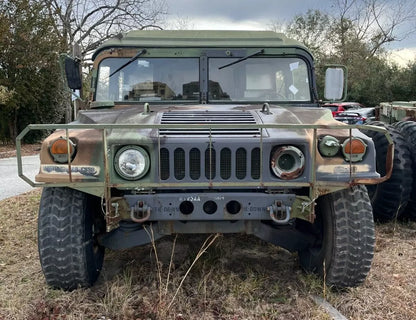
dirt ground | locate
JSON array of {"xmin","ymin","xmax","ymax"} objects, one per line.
[
  {"xmin": 0, "ymin": 190, "xmax": 415, "ymax": 320},
  {"xmin": 0, "ymin": 144, "xmax": 41, "ymax": 159}
]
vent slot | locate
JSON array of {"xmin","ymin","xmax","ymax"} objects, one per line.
[
  {"xmin": 174, "ymin": 148, "xmax": 185, "ymax": 180},
  {"xmin": 189, "ymin": 148, "xmax": 201, "ymax": 180},
  {"xmin": 251, "ymin": 148, "xmax": 261, "ymax": 179},
  {"xmin": 160, "ymin": 148, "xmax": 170, "ymax": 180},
  {"xmin": 220, "ymin": 148, "xmax": 232, "ymax": 179},
  {"xmin": 236, "ymin": 148, "xmax": 247, "ymax": 179},
  {"xmin": 160, "ymin": 111, "xmax": 260, "ymax": 136}
]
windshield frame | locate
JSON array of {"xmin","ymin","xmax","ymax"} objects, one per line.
[{"xmin": 92, "ymin": 47, "xmax": 316, "ymax": 105}]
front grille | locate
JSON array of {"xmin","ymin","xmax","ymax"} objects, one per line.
[
  {"xmin": 159, "ymin": 111, "xmax": 261, "ymax": 136},
  {"xmin": 160, "ymin": 146, "xmax": 261, "ymax": 181}
]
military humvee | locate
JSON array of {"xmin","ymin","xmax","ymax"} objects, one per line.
[{"xmin": 16, "ymin": 30, "xmax": 393, "ymax": 290}]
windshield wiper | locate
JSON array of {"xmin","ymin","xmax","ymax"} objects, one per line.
[
  {"xmin": 109, "ymin": 48, "xmax": 147, "ymax": 77},
  {"xmin": 218, "ymin": 49, "xmax": 265, "ymax": 70}
]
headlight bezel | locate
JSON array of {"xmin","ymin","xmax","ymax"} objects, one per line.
[
  {"xmin": 271, "ymin": 145, "xmax": 305, "ymax": 180},
  {"xmin": 114, "ymin": 145, "xmax": 150, "ymax": 180}
]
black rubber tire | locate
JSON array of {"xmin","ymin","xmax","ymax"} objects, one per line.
[
  {"xmin": 38, "ymin": 187, "xmax": 106, "ymax": 290},
  {"xmin": 393, "ymin": 121, "xmax": 416, "ymax": 219},
  {"xmin": 298, "ymin": 186, "xmax": 375, "ymax": 288},
  {"xmin": 361, "ymin": 122, "xmax": 413, "ymax": 221}
]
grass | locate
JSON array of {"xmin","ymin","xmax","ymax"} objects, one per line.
[{"xmin": 0, "ymin": 190, "xmax": 415, "ymax": 319}]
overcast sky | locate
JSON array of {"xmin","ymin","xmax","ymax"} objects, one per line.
[
  {"xmin": 166, "ymin": 0, "xmax": 329, "ymax": 26},
  {"xmin": 164, "ymin": 0, "xmax": 416, "ymax": 65}
]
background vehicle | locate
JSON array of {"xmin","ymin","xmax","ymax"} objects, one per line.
[
  {"xmin": 324, "ymin": 102, "xmax": 365, "ymax": 116},
  {"xmin": 364, "ymin": 101, "xmax": 416, "ymax": 221},
  {"xmin": 334, "ymin": 107, "xmax": 376, "ymax": 124},
  {"xmin": 16, "ymin": 30, "xmax": 393, "ymax": 290}
]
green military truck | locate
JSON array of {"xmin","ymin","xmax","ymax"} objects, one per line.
[
  {"xmin": 17, "ymin": 30, "xmax": 393, "ymax": 290},
  {"xmin": 366, "ymin": 101, "xmax": 416, "ymax": 220}
]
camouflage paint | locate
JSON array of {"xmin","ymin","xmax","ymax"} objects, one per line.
[{"xmin": 16, "ymin": 30, "xmax": 393, "ymax": 226}]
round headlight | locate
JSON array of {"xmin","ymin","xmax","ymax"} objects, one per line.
[
  {"xmin": 318, "ymin": 135, "xmax": 340, "ymax": 157},
  {"xmin": 271, "ymin": 146, "xmax": 305, "ymax": 180},
  {"xmin": 114, "ymin": 146, "xmax": 150, "ymax": 180}
]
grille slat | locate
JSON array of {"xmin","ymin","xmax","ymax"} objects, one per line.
[{"xmin": 205, "ymin": 148, "xmax": 216, "ymax": 179}]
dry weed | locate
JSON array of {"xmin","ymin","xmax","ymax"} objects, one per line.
[{"xmin": 0, "ymin": 190, "xmax": 415, "ymax": 320}]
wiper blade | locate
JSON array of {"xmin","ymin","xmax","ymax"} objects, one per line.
[
  {"xmin": 218, "ymin": 49, "xmax": 264, "ymax": 70},
  {"xmin": 109, "ymin": 48, "xmax": 147, "ymax": 77}
]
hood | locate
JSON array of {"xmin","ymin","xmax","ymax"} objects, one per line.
[{"xmin": 76, "ymin": 104, "xmax": 336, "ymax": 127}]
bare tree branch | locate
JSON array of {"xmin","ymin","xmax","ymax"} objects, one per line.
[
  {"xmin": 332, "ymin": 0, "xmax": 416, "ymax": 57},
  {"xmin": 45, "ymin": 0, "xmax": 167, "ymax": 59}
]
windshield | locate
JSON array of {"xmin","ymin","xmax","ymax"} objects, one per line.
[
  {"xmin": 208, "ymin": 57, "xmax": 311, "ymax": 102},
  {"xmin": 95, "ymin": 56, "xmax": 311, "ymax": 103},
  {"xmin": 96, "ymin": 58, "xmax": 199, "ymax": 102}
]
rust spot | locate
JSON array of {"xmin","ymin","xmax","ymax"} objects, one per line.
[
  {"xmin": 352, "ymin": 142, "xmax": 393, "ymax": 185},
  {"xmin": 280, "ymin": 167, "xmax": 304, "ymax": 180},
  {"xmin": 316, "ymin": 188, "xmax": 331, "ymax": 196}
]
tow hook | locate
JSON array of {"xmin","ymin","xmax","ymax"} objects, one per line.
[
  {"xmin": 267, "ymin": 201, "xmax": 291, "ymax": 224},
  {"xmin": 130, "ymin": 201, "xmax": 151, "ymax": 223}
]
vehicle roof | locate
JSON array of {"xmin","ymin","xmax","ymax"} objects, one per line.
[{"xmin": 92, "ymin": 30, "xmax": 309, "ymax": 60}]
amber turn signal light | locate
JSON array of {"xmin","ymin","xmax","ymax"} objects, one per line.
[
  {"xmin": 49, "ymin": 137, "xmax": 76, "ymax": 163},
  {"xmin": 342, "ymin": 137, "xmax": 367, "ymax": 162}
]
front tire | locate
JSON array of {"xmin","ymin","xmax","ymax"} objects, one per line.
[
  {"xmin": 298, "ymin": 186, "xmax": 375, "ymax": 288},
  {"xmin": 38, "ymin": 187, "xmax": 106, "ymax": 290}
]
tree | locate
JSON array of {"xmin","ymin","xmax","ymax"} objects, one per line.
[
  {"xmin": 43, "ymin": 0, "xmax": 167, "ymax": 123},
  {"xmin": 0, "ymin": 0, "xmax": 66, "ymax": 142},
  {"xmin": 332, "ymin": 0, "xmax": 416, "ymax": 58},
  {"xmin": 45, "ymin": 0, "xmax": 167, "ymax": 57},
  {"xmin": 282, "ymin": 3, "xmax": 416, "ymax": 105},
  {"xmin": 286, "ymin": 10, "xmax": 334, "ymax": 61}
]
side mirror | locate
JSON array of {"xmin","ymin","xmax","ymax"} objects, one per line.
[
  {"xmin": 64, "ymin": 56, "xmax": 82, "ymax": 90},
  {"xmin": 324, "ymin": 66, "xmax": 347, "ymax": 101}
]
